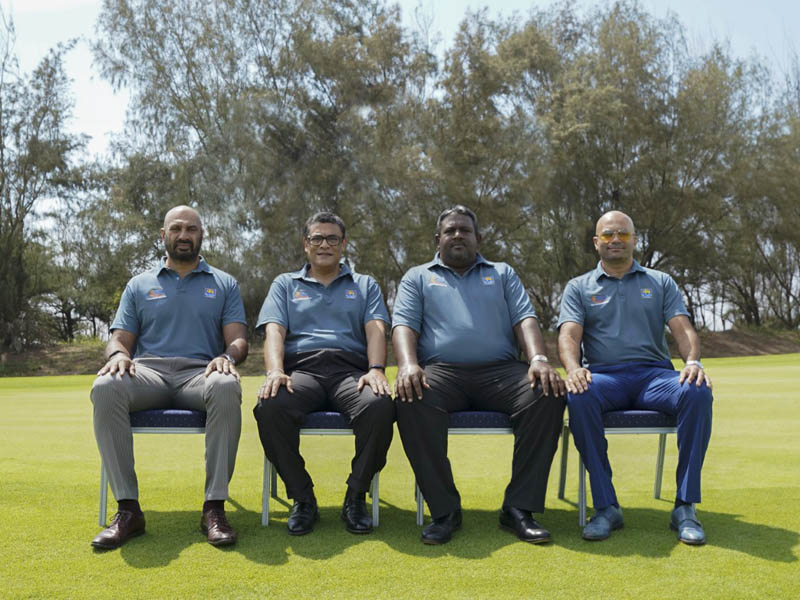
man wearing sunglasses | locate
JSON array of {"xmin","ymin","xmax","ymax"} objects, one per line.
[
  {"xmin": 558, "ymin": 210, "xmax": 713, "ymax": 545},
  {"xmin": 393, "ymin": 205, "xmax": 566, "ymax": 545},
  {"xmin": 253, "ymin": 211, "xmax": 394, "ymax": 536}
]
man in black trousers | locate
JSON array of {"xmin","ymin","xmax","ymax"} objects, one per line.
[{"xmin": 393, "ymin": 205, "xmax": 566, "ymax": 545}]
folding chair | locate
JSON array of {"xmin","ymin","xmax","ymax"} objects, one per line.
[
  {"xmin": 261, "ymin": 411, "xmax": 380, "ymax": 526},
  {"xmin": 558, "ymin": 409, "xmax": 678, "ymax": 525},
  {"xmin": 98, "ymin": 409, "xmax": 206, "ymax": 526}
]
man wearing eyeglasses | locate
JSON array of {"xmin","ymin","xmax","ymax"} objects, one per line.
[
  {"xmin": 253, "ymin": 211, "xmax": 394, "ymax": 536},
  {"xmin": 558, "ymin": 210, "xmax": 713, "ymax": 545},
  {"xmin": 393, "ymin": 205, "xmax": 566, "ymax": 545}
]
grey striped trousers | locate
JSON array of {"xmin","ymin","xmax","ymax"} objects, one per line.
[{"xmin": 91, "ymin": 357, "xmax": 241, "ymax": 502}]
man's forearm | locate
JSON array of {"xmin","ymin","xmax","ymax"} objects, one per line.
[
  {"xmin": 558, "ymin": 335, "xmax": 583, "ymax": 372},
  {"xmin": 392, "ymin": 326, "xmax": 419, "ymax": 367}
]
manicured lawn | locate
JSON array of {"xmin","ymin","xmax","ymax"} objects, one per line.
[{"xmin": 1, "ymin": 355, "xmax": 798, "ymax": 598}]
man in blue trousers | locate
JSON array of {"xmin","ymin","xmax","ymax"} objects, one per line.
[{"xmin": 558, "ymin": 210, "xmax": 713, "ymax": 545}]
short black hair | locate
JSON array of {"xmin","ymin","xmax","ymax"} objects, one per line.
[
  {"xmin": 304, "ymin": 211, "xmax": 346, "ymax": 238},
  {"xmin": 436, "ymin": 205, "xmax": 479, "ymax": 235}
]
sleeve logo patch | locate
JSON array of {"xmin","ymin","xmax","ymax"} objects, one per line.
[
  {"xmin": 146, "ymin": 287, "xmax": 167, "ymax": 300},
  {"xmin": 640, "ymin": 288, "xmax": 653, "ymax": 298},
  {"xmin": 293, "ymin": 288, "xmax": 311, "ymax": 301},
  {"xmin": 427, "ymin": 275, "xmax": 447, "ymax": 287},
  {"xmin": 589, "ymin": 294, "xmax": 609, "ymax": 306},
  {"xmin": 344, "ymin": 289, "xmax": 357, "ymax": 299},
  {"xmin": 204, "ymin": 288, "xmax": 217, "ymax": 298},
  {"xmin": 482, "ymin": 275, "xmax": 495, "ymax": 286}
]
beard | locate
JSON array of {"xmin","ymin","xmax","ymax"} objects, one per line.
[{"xmin": 165, "ymin": 238, "xmax": 201, "ymax": 262}]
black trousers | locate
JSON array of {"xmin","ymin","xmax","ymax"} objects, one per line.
[
  {"xmin": 396, "ymin": 361, "xmax": 565, "ymax": 519},
  {"xmin": 253, "ymin": 349, "xmax": 395, "ymax": 503}
]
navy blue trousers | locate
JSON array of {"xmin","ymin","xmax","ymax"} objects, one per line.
[{"xmin": 567, "ymin": 360, "xmax": 712, "ymax": 510}]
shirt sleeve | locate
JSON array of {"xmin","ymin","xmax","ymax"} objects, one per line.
[
  {"xmin": 662, "ymin": 274, "xmax": 690, "ymax": 321},
  {"xmin": 557, "ymin": 279, "xmax": 585, "ymax": 328},
  {"xmin": 364, "ymin": 277, "xmax": 391, "ymax": 326},
  {"xmin": 391, "ymin": 271, "xmax": 424, "ymax": 334},
  {"xmin": 256, "ymin": 276, "xmax": 290, "ymax": 332},
  {"xmin": 502, "ymin": 265, "xmax": 537, "ymax": 326},
  {"xmin": 222, "ymin": 277, "xmax": 247, "ymax": 326},
  {"xmin": 110, "ymin": 283, "xmax": 140, "ymax": 335}
]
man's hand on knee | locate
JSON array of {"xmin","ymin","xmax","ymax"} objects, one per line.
[
  {"xmin": 205, "ymin": 356, "xmax": 240, "ymax": 381},
  {"xmin": 565, "ymin": 367, "xmax": 592, "ymax": 394}
]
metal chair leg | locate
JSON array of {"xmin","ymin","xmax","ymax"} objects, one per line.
[
  {"xmin": 99, "ymin": 464, "xmax": 108, "ymax": 527},
  {"xmin": 371, "ymin": 473, "xmax": 380, "ymax": 527},
  {"xmin": 558, "ymin": 423, "xmax": 570, "ymax": 499},
  {"xmin": 578, "ymin": 458, "xmax": 587, "ymax": 527},
  {"xmin": 415, "ymin": 481, "xmax": 424, "ymax": 526},
  {"xmin": 262, "ymin": 457, "xmax": 270, "ymax": 526},
  {"xmin": 654, "ymin": 432, "xmax": 667, "ymax": 498}
]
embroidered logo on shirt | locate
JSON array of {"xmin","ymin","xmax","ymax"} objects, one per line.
[
  {"xmin": 293, "ymin": 288, "xmax": 311, "ymax": 301},
  {"xmin": 482, "ymin": 276, "xmax": 495, "ymax": 286},
  {"xmin": 427, "ymin": 275, "xmax": 447, "ymax": 287},
  {"xmin": 589, "ymin": 294, "xmax": 609, "ymax": 306},
  {"xmin": 640, "ymin": 288, "xmax": 653, "ymax": 298},
  {"xmin": 344, "ymin": 289, "xmax": 357, "ymax": 299},
  {"xmin": 146, "ymin": 288, "xmax": 167, "ymax": 300},
  {"xmin": 204, "ymin": 288, "xmax": 217, "ymax": 298}
]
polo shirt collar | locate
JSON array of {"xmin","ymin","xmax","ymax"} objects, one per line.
[
  {"xmin": 429, "ymin": 252, "xmax": 492, "ymax": 276},
  {"xmin": 291, "ymin": 261, "xmax": 353, "ymax": 283},
  {"xmin": 155, "ymin": 256, "xmax": 212, "ymax": 276},
  {"xmin": 592, "ymin": 259, "xmax": 645, "ymax": 281}
]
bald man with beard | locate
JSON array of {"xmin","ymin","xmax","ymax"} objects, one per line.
[
  {"xmin": 558, "ymin": 211, "xmax": 713, "ymax": 545},
  {"xmin": 90, "ymin": 206, "xmax": 248, "ymax": 550}
]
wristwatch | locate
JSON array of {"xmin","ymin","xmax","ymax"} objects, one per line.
[
  {"xmin": 685, "ymin": 360, "xmax": 704, "ymax": 369},
  {"xmin": 531, "ymin": 355, "xmax": 549, "ymax": 363},
  {"xmin": 221, "ymin": 353, "xmax": 236, "ymax": 365}
]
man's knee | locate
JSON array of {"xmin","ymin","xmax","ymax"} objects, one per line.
[
  {"xmin": 680, "ymin": 383, "xmax": 713, "ymax": 414},
  {"xmin": 566, "ymin": 388, "xmax": 599, "ymax": 414},
  {"xmin": 204, "ymin": 373, "xmax": 242, "ymax": 406},
  {"xmin": 359, "ymin": 393, "xmax": 396, "ymax": 423},
  {"xmin": 252, "ymin": 389, "xmax": 296, "ymax": 424},
  {"xmin": 90, "ymin": 374, "xmax": 128, "ymax": 408}
]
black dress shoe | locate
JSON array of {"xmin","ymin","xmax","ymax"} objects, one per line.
[
  {"xmin": 287, "ymin": 500, "xmax": 319, "ymax": 535},
  {"xmin": 499, "ymin": 506, "xmax": 552, "ymax": 544},
  {"xmin": 91, "ymin": 510, "xmax": 145, "ymax": 549},
  {"xmin": 421, "ymin": 509, "xmax": 462, "ymax": 545},
  {"xmin": 201, "ymin": 509, "xmax": 237, "ymax": 546},
  {"xmin": 341, "ymin": 490, "xmax": 373, "ymax": 534}
]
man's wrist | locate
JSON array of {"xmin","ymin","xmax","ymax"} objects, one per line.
[
  {"xmin": 369, "ymin": 364, "xmax": 386, "ymax": 371},
  {"xmin": 530, "ymin": 354, "xmax": 549, "ymax": 364},
  {"xmin": 108, "ymin": 349, "xmax": 130, "ymax": 361},
  {"xmin": 221, "ymin": 352, "xmax": 236, "ymax": 365},
  {"xmin": 265, "ymin": 368, "xmax": 284, "ymax": 377},
  {"xmin": 685, "ymin": 359, "xmax": 704, "ymax": 369}
]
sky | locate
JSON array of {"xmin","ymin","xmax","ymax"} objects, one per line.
[{"xmin": 2, "ymin": 0, "xmax": 798, "ymax": 157}]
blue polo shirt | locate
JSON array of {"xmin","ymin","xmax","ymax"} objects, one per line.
[
  {"xmin": 392, "ymin": 253, "xmax": 537, "ymax": 364},
  {"xmin": 557, "ymin": 260, "xmax": 689, "ymax": 366},
  {"xmin": 111, "ymin": 258, "xmax": 247, "ymax": 360},
  {"xmin": 256, "ymin": 262, "xmax": 390, "ymax": 356}
]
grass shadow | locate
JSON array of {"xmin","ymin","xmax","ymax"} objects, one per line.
[{"xmin": 547, "ymin": 503, "xmax": 799, "ymax": 562}]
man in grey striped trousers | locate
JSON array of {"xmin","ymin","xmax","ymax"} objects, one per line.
[{"xmin": 90, "ymin": 206, "xmax": 248, "ymax": 549}]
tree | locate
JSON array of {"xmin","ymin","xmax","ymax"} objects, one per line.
[{"xmin": 0, "ymin": 12, "xmax": 84, "ymax": 351}]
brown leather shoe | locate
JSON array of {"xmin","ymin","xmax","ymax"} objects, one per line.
[
  {"xmin": 201, "ymin": 509, "xmax": 237, "ymax": 546},
  {"xmin": 91, "ymin": 510, "xmax": 145, "ymax": 549}
]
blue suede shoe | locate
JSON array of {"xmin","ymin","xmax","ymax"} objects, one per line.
[
  {"xmin": 670, "ymin": 504, "xmax": 706, "ymax": 545},
  {"xmin": 582, "ymin": 505, "xmax": 624, "ymax": 541}
]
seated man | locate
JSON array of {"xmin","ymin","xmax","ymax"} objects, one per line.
[
  {"xmin": 558, "ymin": 210, "xmax": 713, "ymax": 544},
  {"xmin": 393, "ymin": 205, "xmax": 566, "ymax": 545},
  {"xmin": 253, "ymin": 211, "xmax": 394, "ymax": 535},
  {"xmin": 91, "ymin": 205, "xmax": 248, "ymax": 549}
]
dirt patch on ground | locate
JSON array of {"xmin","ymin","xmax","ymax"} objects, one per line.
[{"xmin": 2, "ymin": 328, "xmax": 799, "ymax": 377}]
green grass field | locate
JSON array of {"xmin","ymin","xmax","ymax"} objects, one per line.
[{"xmin": 2, "ymin": 355, "xmax": 799, "ymax": 599}]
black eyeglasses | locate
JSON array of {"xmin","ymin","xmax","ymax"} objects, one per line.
[{"xmin": 306, "ymin": 235, "xmax": 342, "ymax": 246}]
